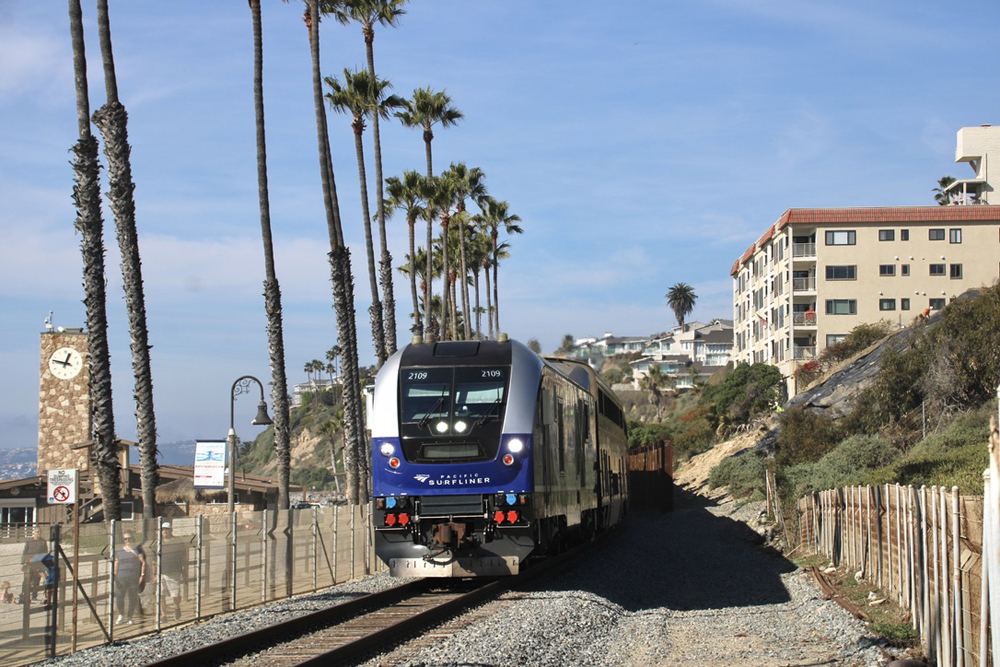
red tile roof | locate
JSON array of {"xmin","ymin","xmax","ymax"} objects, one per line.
[
  {"xmin": 731, "ymin": 205, "xmax": 1000, "ymax": 274},
  {"xmin": 776, "ymin": 205, "xmax": 1000, "ymax": 225}
]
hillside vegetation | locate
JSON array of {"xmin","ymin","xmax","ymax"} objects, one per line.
[{"xmin": 710, "ymin": 282, "xmax": 1000, "ymax": 503}]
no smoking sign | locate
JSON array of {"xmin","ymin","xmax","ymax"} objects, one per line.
[{"xmin": 47, "ymin": 469, "xmax": 78, "ymax": 504}]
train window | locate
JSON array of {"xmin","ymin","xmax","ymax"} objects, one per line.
[
  {"xmin": 453, "ymin": 367, "xmax": 508, "ymax": 420},
  {"xmin": 399, "ymin": 367, "xmax": 452, "ymax": 423},
  {"xmin": 556, "ymin": 398, "xmax": 566, "ymax": 472}
]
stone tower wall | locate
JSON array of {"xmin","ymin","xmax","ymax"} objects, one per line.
[{"xmin": 37, "ymin": 330, "xmax": 92, "ymax": 477}]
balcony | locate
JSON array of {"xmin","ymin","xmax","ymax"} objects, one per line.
[
  {"xmin": 792, "ymin": 277, "xmax": 816, "ymax": 292},
  {"xmin": 792, "ymin": 243, "xmax": 816, "ymax": 258},
  {"xmin": 792, "ymin": 311, "xmax": 817, "ymax": 327},
  {"xmin": 794, "ymin": 345, "xmax": 817, "ymax": 360}
]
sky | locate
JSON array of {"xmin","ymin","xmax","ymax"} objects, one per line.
[{"xmin": 2, "ymin": 1, "xmax": 999, "ymax": 450}]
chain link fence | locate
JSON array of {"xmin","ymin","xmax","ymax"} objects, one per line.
[{"xmin": 0, "ymin": 504, "xmax": 380, "ymax": 665}]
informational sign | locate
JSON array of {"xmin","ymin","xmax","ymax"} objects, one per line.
[
  {"xmin": 47, "ymin": 468, "xmax": 78, "ymax": 504},
  {"xmin": 193, "ymin": 440, "xmax": 227, "ymax": 488}
]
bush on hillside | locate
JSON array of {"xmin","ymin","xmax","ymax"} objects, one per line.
[
  {"xmin": 702, "ymin": 363, "xmax": 784, "ymax": 430},
  {"xmin": 708, "ymin": 450, "xmax": 767, "ymax": 499},
  {"xmin": 775, "ymin": 406, "xmax": 841, "ymax": 467},
  {"xmin": 627, "ymin": 420, "xmax": 672, "ymax": 449},
  {"xmin": 783, "ymin": 434, "xmax": 895, "ymax": 497},
  {"xmin": 820, "ymin": 320, "xmax": 894, "ymax": 364}
]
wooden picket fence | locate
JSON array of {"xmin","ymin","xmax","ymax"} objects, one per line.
[{"xmin": 793, "ymin": 394, "xmax": 1000, "ymax": 666}]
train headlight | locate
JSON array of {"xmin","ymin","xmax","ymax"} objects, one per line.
[
  {"xmin": 507, "ymin": 438, "xmax": 524, "ymax": 454},
  {"xmin": 389, "ymin": 457, "xmax": 401, "ymax": 469},
  {"xmin": 379, "ymin": 442, "xmax": 395, "ymax": 457},
  {"xmin": 435, "ymin": 421, "xmax": 449, "ymax": 433},
  {"xmin": 502, "ymin": 454, "xmax": 514, "ymax": 466},
  {"xmin": 454, "ymin": 420, "xmax": 468, "ymax": 433}
]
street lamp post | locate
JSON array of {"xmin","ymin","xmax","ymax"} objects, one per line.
[{"xmin": 227, "ymin": 376, "xmax": 273, "ymax": 519}]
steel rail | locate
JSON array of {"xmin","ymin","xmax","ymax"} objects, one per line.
[{"xmin": 144, "ymin": 579, "xmax": 427, "ymax": 667}]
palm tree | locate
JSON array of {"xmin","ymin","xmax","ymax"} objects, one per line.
[
  {"xmin": 326, "ymin": 69, "xmax": 404, "ymax": 367},
  {"xmin": 68, "ymin": 0, "xmax": 121, "ymax": 520},
  {"xmin": 326, "ymin": 344, "xmax": 341, "ymax": 378},
  {"xmin": 426, "ymin": 175, "xmax": 459, "ymax": 339},
  {"xmin": 444, "ymin": 163, "xmax": 487, "ymax": 339},
  {"xmin": 395, "ymin": 87, "xmax": 463, "ymax": 178},
  {"xmin": 934, "ymin": 176, "xmax": 956, "ymax": 206},
  {"xmin": 302, "ymin": 0, "xmax": 366, "ymax": 504},
  {"xmin": 465, "ymin": 226, "xmax": 491, "ymax": 338},
  {"xmin": 666, "ymin": 282, "xmax": 697, "ymax": 332},
  {"xmin": 385, "ymin": 170, "xmax": 429, "ymax": 336},
  {"xmin": 90, "ymin": 0, "xmax": 158, "ymax": 518},
  {"xmin": 328, "ymin": 0, "xmax": 407, "ymax": 358},
  {"xmin": 478, "ymin": 197, "xmax": 522, "ymax": 336}
]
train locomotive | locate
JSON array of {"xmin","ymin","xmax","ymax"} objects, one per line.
[{"xmin": 370, "ymin": 335, "xmax": 628, "ymax": 577}]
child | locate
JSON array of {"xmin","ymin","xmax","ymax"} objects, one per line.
[{"xmin": 0, "ymin": 581, "xmax": 13, "ymax": 604}]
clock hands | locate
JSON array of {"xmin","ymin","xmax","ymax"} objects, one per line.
[{"xmin": 53, "ymin": 356, "xmax": 71, "ymax": 367}]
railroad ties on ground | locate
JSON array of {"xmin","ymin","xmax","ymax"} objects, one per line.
[{"xmin": 146, "ymin": 538, "xmax": 600, "ymax": 666}]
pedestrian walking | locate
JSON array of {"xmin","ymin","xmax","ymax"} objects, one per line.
[
  {"xmin": 20, "ymin": 527, "xmax": 47, "ymax": 603},
  {"xmin": 114, "ymin": 531, "xmax": 146, "ymax": 625},
  {"xmin": 158, "ymin": 522, "xmax": 187, "ymax": 621}
]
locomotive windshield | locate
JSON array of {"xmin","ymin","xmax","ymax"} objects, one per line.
[
  {"xmin": 400, "ymin": 366, "xmax": 508, "ymax": 425},
  {"xmin": 399, "ymin": 366, "xmax": 510, "ymax": 462}
]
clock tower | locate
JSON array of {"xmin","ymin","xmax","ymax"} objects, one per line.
[{"xmin": 37, "ymin": 329, "xmax": 92, "ymax": 477}]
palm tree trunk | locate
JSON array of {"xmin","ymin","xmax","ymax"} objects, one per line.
[
  {"xmin": 424, "ymin": 212, "xmax": 434, "ymax": 339},
  {"xmin": 492, "ymin": 231, "xmax": 501, "ymax": 335},
  {"xmin": 423, "ymin": 130, "xmax": 433, "ymax": 178},
  {"xmin": 351, "ymin": 122, "xmax": 387, "ymax": 367},
  {"xmin": 248, "ymin": 0, "xmax": 291, "ymax": 510},
  {"xmin": 306, "ymin": 0, "xmax": 363, "ymax": 504},
  {"xmin": 457, "ymin": 221, "xmax": 471, "ymax": 339},
  {"xmin": 472, "ymin": 268, "xmax": 481, "ymax": 339},
  {"xmin": 440, "ymin": 217, "xmax": 450, "ymax": 340},
  {"xmin": 365, "ymin": 27, "xmax": 396, "ymax": 358},
  {"xmin": 449, "ymin": 270, "xmax": 459, "ymax": 338},
  {"xmin": 484, "ymin": 265, "xmax": 494, "ymax": 340},
  {"xmin": 68, "ymin": 0, "xmax": 120, "ymax": 521},
  {"xmin": 92, "ymin": 0, "xmax": 157, "ymax": 519},
  {"xmin": 407, "ymin": 218, "xmax": 420, "ymax": 335}
]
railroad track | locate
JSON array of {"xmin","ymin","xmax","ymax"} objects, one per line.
[{"xmin": 146, "ymin": 539, "xmax": 597, "ymax": 667}]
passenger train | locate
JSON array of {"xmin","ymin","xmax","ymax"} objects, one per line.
[{"xmin": 369, "ymin": 335, "xmax": 628, "ymax": 577}]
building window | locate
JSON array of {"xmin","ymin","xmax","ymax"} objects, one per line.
[
  {"xmin": 825, "ymin": 299, "xmax": 857, "ymax": 315},
  {"xmin": 929, "ymin": 298, "xmax": 945, "ymax": 310},
  {"xmin": 879, "ymin": 265, "xmax": 896, "ymax": 277},
  {"xmin": 950, "ymin": 228, "xmax": 962, "ymax": 244},
  {"xmin": 120, "ymin": 501, "xmax": 135, "ymax": 521},
  {"xmin": 879, "ymin": 299, "xmax": 896, "ymax": 311},
  {"xmin": 878, "ymin": 230, "xmax": 895, "ymax": 241},
  {"xmin": 901, "ymin": 264, "xmax": 910, "ymax": 276},
  {"xmin": 825, "ymin": 265, "xmax": 856, "ymax": 280},
  {"xmin": 929, "ymin": 264, "xmax": 945, "ymax": 276},
  {"xmin": 929, "ymin": 229, "xmax": 945, "ymax": 241},
  {"xmin": 901, "ymin": 229, "xmax": 909, "ymax": 241},
  {"xmin": 901, "ymin": 298, "xmax": 910, "ymax": 310},
  {"xmin": 950, "ymin": 263, "xmax": 963, "ymax": 279},
  {"xmin": 825, "ymin": 230, "xmax": 856, "ymax": 246},
  {"xmin": 826, "ymin": 334, "xmax": 847, "ymax": 346}
]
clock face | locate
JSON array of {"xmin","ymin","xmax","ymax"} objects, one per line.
[{"xmin": 49, "ymin": 347, "xmax": 84, "ymax": 380}]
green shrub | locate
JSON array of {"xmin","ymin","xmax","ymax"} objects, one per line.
[
  {"xmin": 708, "ymin": 450, "xmax": 767, "ymax": 499},
  {"xmin": 702, "ymin": 363, "xmax": 784, "ymax": 429},
  {"xmin": 784, "ymin": 434, "xmax": 895, "ymax": 497},
  {"xmin": 775, "ymin": 407, "xmax": 841, "ymax": 467},
  {"xmin": 820, "ymin": 320, "xmax": 894, "ymax": 364},
  {"xmin": 627, "ymin": 420, "xmax": 672, "ymax": 449}
]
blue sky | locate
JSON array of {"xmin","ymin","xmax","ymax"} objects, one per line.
[{"xmin": 1, "ymin": 1, "xmax": 998, "ymax": 449}]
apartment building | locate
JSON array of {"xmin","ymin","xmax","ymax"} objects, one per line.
[{"xmin": 731, "ymin": 126, "xmax": 1000, "ymax": 392}]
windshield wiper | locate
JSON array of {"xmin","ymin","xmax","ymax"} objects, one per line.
[
  {"xmin": 473, "ymin": 398, "xmax": 503, "ymax": 428},
  {"xmin": 418, "ymin": 394, "xmax": 447, "ymax": 428}
]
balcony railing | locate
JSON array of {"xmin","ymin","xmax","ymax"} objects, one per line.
[
  {"xmin": 792, "ymin": 243, "xmax": 816, "ymax": 258},
  {"xmin": 792, "ymin": 277, "xmax": 816, "ymax": 292},
  {"xmin": 794, "ymin": 345, "xmax": 817, "ymax": 360},
  {"xmin": 792, "ymin": 311, "xmax": 817, "ymax": 326}
]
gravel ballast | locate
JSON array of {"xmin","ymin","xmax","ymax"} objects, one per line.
[{"xmin": 44, "ymin": 497, "xmax": 902, "ymax": 666}]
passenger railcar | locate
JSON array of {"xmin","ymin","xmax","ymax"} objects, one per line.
[{"xmin": 370, "ymin": 336, "xmax": 628, "ymax": 577}]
